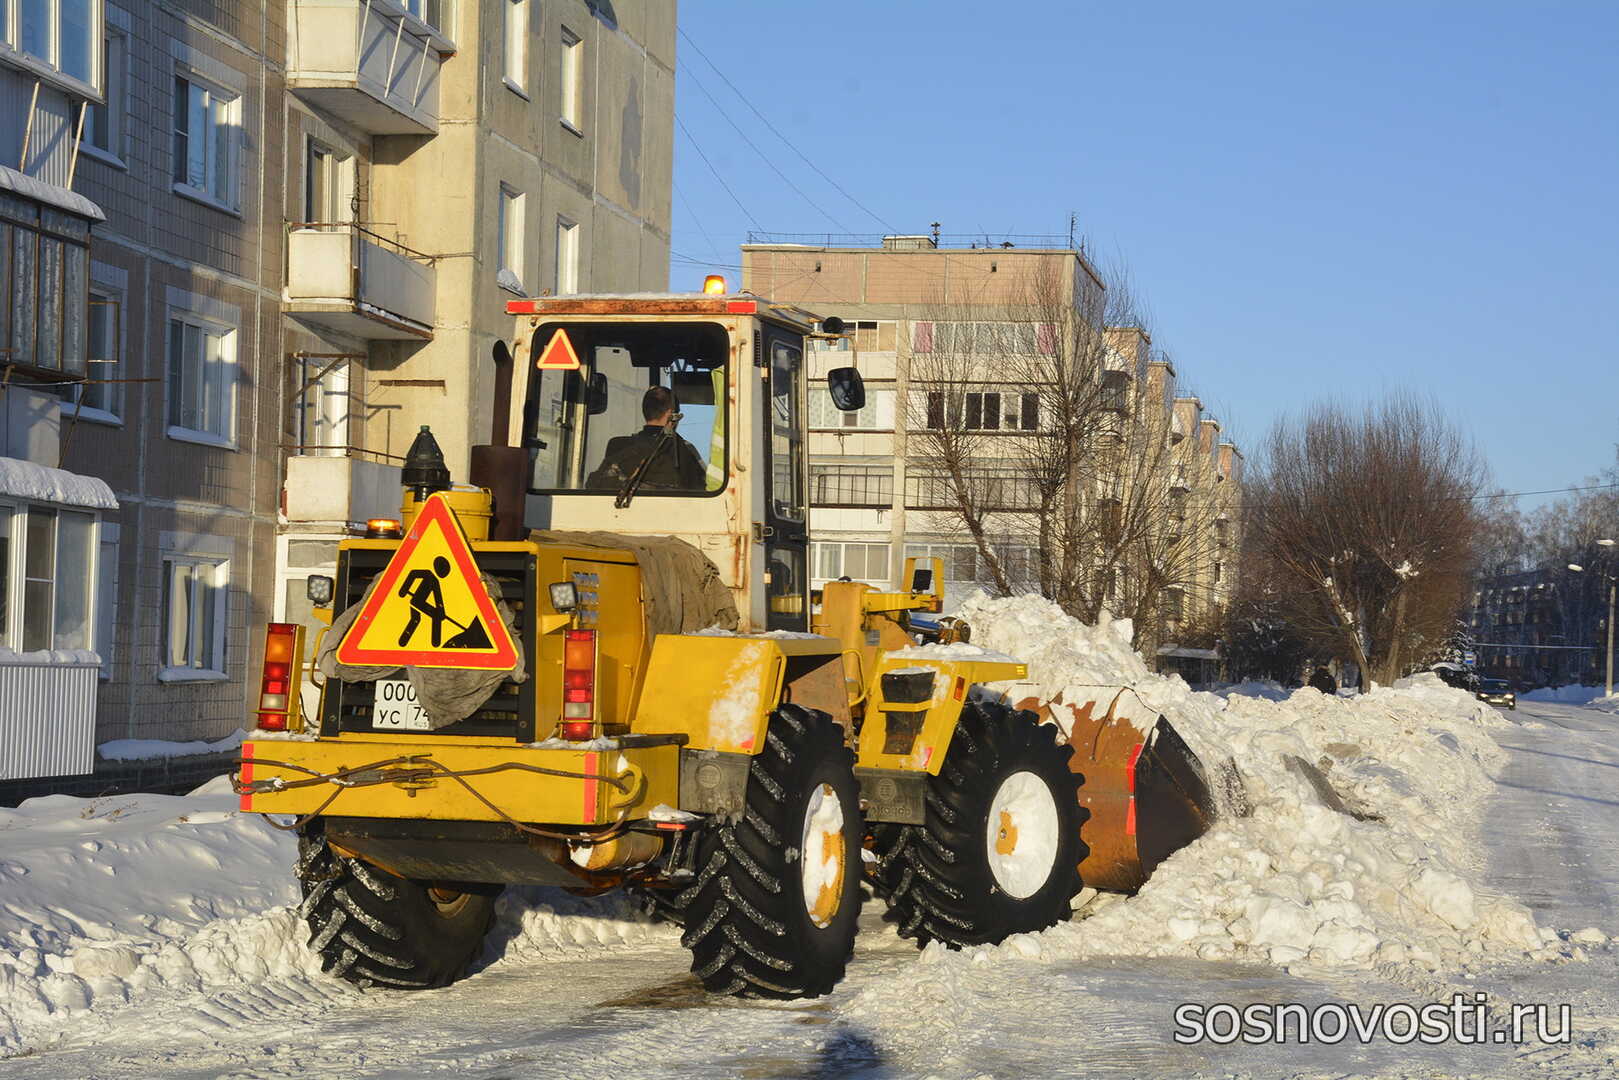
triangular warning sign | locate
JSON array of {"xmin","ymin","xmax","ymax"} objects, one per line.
[
  {"xmin": 335, "ymin": 493, "xmax": 519, "ymax": 671},
  {"xmin": 535, "ymin": 327, "xmax": 581, "ymax": 370}
]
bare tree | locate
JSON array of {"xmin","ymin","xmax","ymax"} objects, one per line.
[
  {"xmin": 904, "ymin": 259, "xmax": 1233, "ymax": 653},
  {"xmin": 1247, "ymin": 395, "xmax": 1486, "ymax": 688}
]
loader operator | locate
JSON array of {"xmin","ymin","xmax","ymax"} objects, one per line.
[{"xmin": 587, "ymin": 385, "xmax": 706, "ymax": 492}]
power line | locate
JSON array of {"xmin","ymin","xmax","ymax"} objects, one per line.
[
  {"xmin": 676, "ymin": 26, "xmax": 894, "ymax": 233},
  {"xmin": 674, "ymin": 114, "xmax": 764, "ymax": 235},
  {"xmin": 672, "ymin": 183, "xmax": 725, "ymax": 267},
  {"xmin": 675, "ymin": 60, "xmax": 853, "ymax": 234}
]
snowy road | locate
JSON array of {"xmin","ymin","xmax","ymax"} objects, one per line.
[{"xmin": 7, "ymin": 693, "xmax": 1619, "ymax": 1079}]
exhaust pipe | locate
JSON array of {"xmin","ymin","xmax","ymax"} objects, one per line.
[{"xmin": 469, "ymin": 339, "xmax": 528, "ymax": 540}]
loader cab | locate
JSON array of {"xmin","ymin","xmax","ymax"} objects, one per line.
[{"xmin": 507, "ymin": 293, "xmax": 860, "ymax": 633}]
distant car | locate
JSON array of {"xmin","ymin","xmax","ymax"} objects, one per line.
[{"xmin": 1476, "ymin": 678, "xmax": 1516, "ymax": 710}]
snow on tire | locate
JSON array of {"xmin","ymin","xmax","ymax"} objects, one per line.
[
  {"xmin": 296, "ymin": 831, "xmax": 501, "ymax": 990},
  {"xmin": 871, "ymin": 700, "xmax": 1083, "ymax": 949},
  {"xmin": 677, "ymin": 703, "xmax": 864, "ymax": 999}
]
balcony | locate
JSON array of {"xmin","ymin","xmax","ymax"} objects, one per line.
[
  {"xmin": 285, "ymin": 224, "xmax": 436, "ymax": 340},
  {"xmin": 284, "ymin": 452, "xmax": 404, "ymax": 528},
  {"xmin": 286, "ymin": 0, "xmax": 452, "ymax": 135}
]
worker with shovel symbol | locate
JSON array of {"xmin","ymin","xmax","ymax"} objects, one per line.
[
  {"xmin": 395, "ymin": 555, "xmax": 495, "ymax": 650},
  {"xmin": 398, "ymin": 556, "xmax": 454, "ymax": 647}
]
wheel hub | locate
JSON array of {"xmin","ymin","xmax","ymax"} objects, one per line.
[
  {"xmin": 985, "ymin": 771, "xmax": 1061, "ymax": 899},
  {"xmin": 801, "ymin": 783, "xmax": 847, "ymax": 928}
]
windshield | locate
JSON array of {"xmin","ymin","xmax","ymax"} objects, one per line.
[
  {"xmin": 525, "ymin": 321, "xmax": 728, "ymax": 496},
  {"xmin": 1482, "ymin": 679, "xmax": 1509, "ymax": 691}
]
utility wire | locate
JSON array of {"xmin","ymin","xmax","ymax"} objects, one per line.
[
  {"xmin": 675, "ymin": 114, "xmax": 764, "ymax": 234},
  {"xmin": 677, "ymin": 25, "xmax": 894, "ymax": 233},
  {"xmin": 673, "ymin": 183, "xmax": 725, "ymax": 267},
  {"xmin": 676, "ymin": 60, "xmax": 853, "ymax": 234}
]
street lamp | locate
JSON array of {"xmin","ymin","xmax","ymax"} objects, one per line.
[{"xmin": 1568, "ymin": 537, "xmax": 1616, "ymax": 697}]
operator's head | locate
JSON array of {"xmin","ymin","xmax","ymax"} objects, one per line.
[{"xmin": 642, "ymin": 385, "xmax": 678, "ymax": 426}]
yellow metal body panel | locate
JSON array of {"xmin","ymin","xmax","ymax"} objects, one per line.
[
  {"xmin": 855, "ymin": 655, "xmax": 1028, "ymax": 775},
  {"xmin": 633, "ymin": 635, "xmax": 841, "ymax": 753},
  {"xmin": 238, "ymin": 736, "xmax": 676, "ymax": 825}
]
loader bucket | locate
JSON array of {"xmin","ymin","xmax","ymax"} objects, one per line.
[{"xmin": 1016, "ymin": 691, "xmax": 1217, "ymax": 893}]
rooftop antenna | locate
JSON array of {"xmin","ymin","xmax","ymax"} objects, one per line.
[
  {"xmin": 930, "ymin": 221, "xmax": 941, "ymax": 245},
  {"xmin": 1068, "ymin": 211, "xmax": 1077, "ymax": 248}
]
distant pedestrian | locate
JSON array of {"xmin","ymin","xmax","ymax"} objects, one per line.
[{"xmin": 1308, "ymin": 666, "xmax": 1337, "ymax": 695}]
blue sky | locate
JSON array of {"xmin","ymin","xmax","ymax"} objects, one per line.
[{"xmin": 668, "ymin": 2, "xmax": 1618, "ymax": 509}]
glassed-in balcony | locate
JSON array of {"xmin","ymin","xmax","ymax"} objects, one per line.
[
  {"xmin": 285, "ymin": 223, "xmax": 436, "ymax": 340},
  {"xmin": 286, "ymin": 0, "xmax": 454, "ymax": 135}
]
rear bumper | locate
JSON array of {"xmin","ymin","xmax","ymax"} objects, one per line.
[{"xmin": 237, "ymin": 735, "xmax": 678, "ymax": 826}]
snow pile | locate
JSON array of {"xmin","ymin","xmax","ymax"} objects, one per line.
[
  {"xmin": 98, "ymin": 729, "xmax": 247, "ymax": 761},
  {"xmin": 484, "ymin": 888, "xmax": 673, "ymax": 964},
  {"xmin": 0, "ymin": 777, "xmax": 321, "ymax": 1054},
  {"xmin": 0, "ymin": 456, "xmax": 117, "ymax": 510},
  {"xmin": 944, "ymin": 594, "xmax": 1548, "ymax": 976}
]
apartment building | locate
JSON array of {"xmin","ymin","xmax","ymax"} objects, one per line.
[
  {"xmin": 1467, "ymin": 567, "xmax": 1605, "ymax": 687},
  {"xmin": 1, "ymin": 0, "xmax": 672, "ymax": 787},
  {"xmin": 741, "ymin": 234, "xmax": 1242, "ymax": 665}
]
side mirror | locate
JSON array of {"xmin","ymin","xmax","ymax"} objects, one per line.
[
  {"xmin": 827, "ymin": 366, "xmax": 865, "ymax": 412},
  {"xmin": 910, "ymin": 566, "xmax": 933, "ymax": 594},
  {"xmin": 821, "ymin": 316, "xmax": 846, "ymax": 336},
  {"xmin": 586, "ymin": 372, "xmax": 608, "ymax": 415},
  {"xmin": 306, "ymin": 574, "xmax": 334, "ymax": 606}
]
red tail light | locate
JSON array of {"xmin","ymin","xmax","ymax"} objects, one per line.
[
  {"xmin": 257, "ymin": 623, "xmax": 304, "ymax": 732},
  {"xmin": 561, "ymin": 629, "xmax": 596, "ymax": 739}
]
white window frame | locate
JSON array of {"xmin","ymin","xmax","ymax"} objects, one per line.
[
  {"xmin": 65, "ymin": 284, "xmax": 122, "ymax": 424},
  {"xmin": 3, "ymin": 0, "xmax": 101, "ymax": 95},
  {"xmin": 96, "ymin": 521, "xmax": 119, "ymax": 677},
  {"xmin": 497, "ymin": 185, "xmax": 526, "ymax": 293},
  {"xmin": 0, "ymin": 500, "xmax": 100, "ymax": 655},
  {"xmin": 559, "ymin": 25, "xmax": 582, "ymax": 132},
  {"xmin": 811, "ymin": 541, "xmax": 891, "ymax": 586},
  {"xmin": 172, "ymin": 69, "xmax": 243, "ymax": 213},
  {"xmin": 165, "ymin": 309, "xmax": 239, "ymax": 448},
  {"xmin": 502, "ymin": 0, "xmax": 528, "ymax": 95},
  {"xmin": 158, "ymin": 551, "xmax": 229, "ymax": 681},
  {"xmin": 554, "ymin": 215, "xmax": 579, "ymax": 294},
  {"xmin": 82, "ymin": 24, "xmax": 126, "ymax": 166}
]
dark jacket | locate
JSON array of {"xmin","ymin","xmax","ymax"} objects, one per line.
[
  {"xmin": 587, "ymin": 425, "xmax": 706, "ymax": 492},
  {"xmin": 1308, "ymin": 667, "xmax": 1337, "ymax": 695}
]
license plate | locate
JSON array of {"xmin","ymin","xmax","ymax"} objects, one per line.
[{"xmin": 373, "ymin": 677, "xmax": 430, "ymax": 730}]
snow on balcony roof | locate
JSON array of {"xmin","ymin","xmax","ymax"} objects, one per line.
[
  {"xmin": 0, "ymin": 165, "xmax": 105, "ymax": 222},
  {"xmin": 0, "ymin": 457, "xmax": 117, "ymax": 510}
]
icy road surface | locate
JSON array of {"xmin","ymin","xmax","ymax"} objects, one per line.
[{"xmin": 5, "ymin": 695, "xmax": 1619, "ymax": 1077}]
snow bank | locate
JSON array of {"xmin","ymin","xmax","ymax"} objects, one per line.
[
  {"xmin": 0, "ymin": 457, "xmax": 117, "ymax": 510},
  {"xmin": 0, "ymin": 778, "xmax": 672, "ymax": 1058},
  {"xmin": 929, "ymin": 595, "xmax": 1550, "ymax": 977},
  {"xmin": 97, "ymin": 729, "xmax": 247, "ymax": 762}
]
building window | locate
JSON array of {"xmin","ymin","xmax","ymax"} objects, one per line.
[
  {"xmin": 172, "ymin": 73, "xmax": 240, "ymax": 211},
  {"xmin": 400, "ymin": 0, "xmax": 447, "ymax": 35},
  {"xmin": 912, "ymin": 322, "xmax": 1055, "ymax": 356},
  {"xmin": 559, "ymin": 26, "xmax": 582, "ymax": 130},
  {"xmin": 304, "ymin": 138, "xmax": 353, "ymax": 225},
  {"xmin": 812, "ymin": 320, "xmax": 897, "ymax": 353},
  {"xmin": 497, "ymin": 185, "xmax": 525, "ymax": 292},
  {"xmin": 13, "ymin": 0, "xmax": 98, "ymax": 85},
  {"xmin": 555, "ymin": 215, "xmax": 579, "ymax": 294},
  {"xmin": 161, "ymin": 554, "xmax": 228, "ymax": 676},
  {"xmin": 502, "ymin": 0, "xmax": 527, "ymax": 93},
  {"xmin": 166, "ymin": 314, "xmax": 237, "ymax": 444},
  {"xmin": 903, "ymin": 542, "xmax": 981, "ymax": 584},
  {"xmin": 97, "ymin": 522, "xmax": 119, "ymax": 676},
  {"xmin": 812, "ymin": 542, "xmax": 890, "ymax": 585},
  {"xmin": 809, "ymin": 384, "xmax": 894, "ymax": 430},
  {"xmin": 1100, "ymin": 370, "xmax": 1131, "ymax": 413},
  {"xmin": 84, "ymin": 28, "xmax": 125, "ymax": 160},
  {"xmin": 810, "ymin": 464, "xmax": 893, "ymax": 507},
  {"xmin": 63, "ymin": 287, "xmax": 120, "ymax": 421},
  {"xmin": 921, "ymin": 390, "xmax": 1038, "ymax": 432},
  {"xmin": 2, "ymin": 505, "xmax": 96, "ymax": 653},
  {"xmin": 0, "ymin": 198, "xmax": 91, "ymax": 376}
]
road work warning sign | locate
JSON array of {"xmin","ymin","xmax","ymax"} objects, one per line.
[
  {"xmin": 534, "ymin": 327, "xmax": 581, "ymax": 370},
  {"xmin": 334, "ymin": 493, "xmax": 519, "ymax": 670}
]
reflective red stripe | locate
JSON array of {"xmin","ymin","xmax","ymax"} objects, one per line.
[{"xmin": 239, "ymin": 743, "xmax": 254, "ymax": 812}]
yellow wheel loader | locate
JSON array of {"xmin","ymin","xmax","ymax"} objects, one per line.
[{"xmin": 237, "ymin": 287, "xmax": 1208, "ymax": 999}]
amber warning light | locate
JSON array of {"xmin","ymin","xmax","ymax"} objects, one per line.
[{"xmin": 702, "ymin": 274, "xmax": 726, "ymax": 295}]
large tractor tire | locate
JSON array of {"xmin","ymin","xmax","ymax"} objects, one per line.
[
  {"xmin": 871, "ymin": 700, "xmax": 1083, "ymax": 948},
  {"xmin": 678, "ymin": 703, "xmax": 864, "ymax": 999},
  {"xmin": 297, "ymin": 832, "xmax": 501, "ymax": 989}
]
